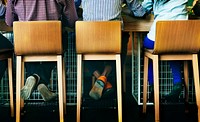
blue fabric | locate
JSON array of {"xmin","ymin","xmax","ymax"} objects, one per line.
[
  {"xmin": 142, "ymin": 0, "xmax": 188, "ymax": 41},
  {"xmin": 74, "ymin": 0, "xmax": 81, "ymax": 9},
  {"xmin": 143, "ymin": 36, "xmax": 182, "ymax": 85}
]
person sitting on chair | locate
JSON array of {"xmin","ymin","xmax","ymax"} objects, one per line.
[{"xmin": 5, "ymin": 0, "xmax": 78, "ymax": 101}]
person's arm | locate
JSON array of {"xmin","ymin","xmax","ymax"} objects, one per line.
[
  {"xmin": 125, "ymin": 0, "xmax": 146, "ymax": 17},
  {"xmin": 141, "ymin": 0, "xmax": 153, "ymax": 14},
  {"xmin": 5, "ymin": 0, "xmax": 18, "ymax": 26},
  {"xmin": 0, "ymin": 1, "xmax": 6, "ymax": 17},
  {"xmin": 193, "ymin": 0, "xmax": 200, "ymax": 16},
  {"xmin": 59, "ymin": 0, "xmax": 78, "ymax": 28},
  {"xmin": 74, "ymin": 0, "xmax": 81, "ymax": 9}
]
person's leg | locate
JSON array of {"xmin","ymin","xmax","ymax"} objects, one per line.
[
  {"xmin": 21, "ymin": 62, "xmax": 57, "ymax": 101},
  {"xmin": 25, "ymin": 62, "xmax": 55, "ymax": 85},
  {"xmin": 0, "ymin": 34, "xmax": 13, "ymax": 80},
  {"xmin": 89, "ymin": 32, "xmax": 130, "ymax": 100},
  {"xmin": 143, "ymin": 36, "xmax": 155, "ymax": 101},
  {"xmin": 165, "ymin": 61, "xmax": 183, "ymax": 102},
  {"xmin": 89, "ymin": 64, "xmax": 111, "ymax": 100},
  {"xmin": 121, "ymin": 32, "xmax": 130, "ymax": 66},
  {"xmin": 143, "ymin": 36, "xmax": 154, "ymax": 85}
]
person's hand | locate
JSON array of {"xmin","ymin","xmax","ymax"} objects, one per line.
[
  {"xmin": 193, "ymin": 0, "xmax": 200, "ymax": 16},
  {"xmin": 2, "ymin": 0, "xmax": 6, "ymax": 5}
]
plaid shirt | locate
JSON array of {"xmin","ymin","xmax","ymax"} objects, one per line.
[{"xmin": 5, "ymin": 0, "xmax": 78, "ymax": 27}]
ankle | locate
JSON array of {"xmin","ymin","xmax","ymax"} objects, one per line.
[
  {"xmin": 98, "ymin": 76, "xmax": 107, "ymax": 84},
  {"xmin": 32, "ymin": 74, "xmax": 40, "ymax": 82}
]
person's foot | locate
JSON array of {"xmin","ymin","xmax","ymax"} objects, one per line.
[
  {"xmin": 102, "ymin": 81, "xmax": 114, "ymax": 98},
  {"xmin": 89, "ymin": 76, "xmax": 107, "ymax": 100},
  {"xmin": 21, "ymin": 74, "xmax": 40, "ymax": 100},
  {"xmin": 93, "ymin": 70, "xmax": 114, "ymax": 98},
  {"xmin": 164, "ymin": 83, "xmax": 183, "ymax": 102},
  {"xmin": 37, "ymin": 84, "xmax": 57, "ymax": 102}
]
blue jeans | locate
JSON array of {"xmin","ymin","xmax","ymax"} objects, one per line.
[{"xmin": 143, "ymin": 36, "xmax": 182, "ymax": 85}]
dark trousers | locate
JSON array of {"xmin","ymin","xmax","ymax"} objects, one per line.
[
  {"xmin": 0, "ymin": 34, "xmax": 14, "ymax": 80},
  {"xmin": 25, "ymin": 33, "xmax": 68, "ymax": 85}
]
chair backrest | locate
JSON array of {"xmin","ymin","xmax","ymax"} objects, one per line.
[
  {"xmin": 13, "ymin": 21, "xmax": 62, "ymax": 55},
  {"xmin": 153, "ymin": 20, "xmax": 200, "ymax": 54},
  {"xmin": 76, "ymin": 21, "xmax": 121, "ymax": 54}
]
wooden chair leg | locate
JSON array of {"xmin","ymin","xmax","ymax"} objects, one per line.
[
  {"xmin": 143, "ymin": 55, "xmax": 148, "ymax": 113},
  {"xmin": 184, "ymin": 61, "xmax": 189, "ymax": 101},
  {"xmin": 57, "ymin": 55, "xmax": 64, "ymax": 122},
  {"xmin": 116, "ymin": 54, "xmax": 122, "ymax": 122},
  {"xmin": 77, "ymin": 54, "xmax": 82, "ymax": 122},
  {"xmin": 8, "ymin": 58, "xmax": 14, "ymax": 117},
  {"xmin": 62, "ymin": 58, "xmax": 66, "ymax": 114},
  {"xmin": 192, "ymin": 54, "xmax": 200, "ymax": 122},
  {"xmin": 16, "ymin": 56, "xmax": 22, "ymax": 122},
  {"xmin": 21, "ymin": 60, "xmax": 25, "ymax": 109},
  {"xmin": 153, "ymin": 55, "xmax": 160, "ymax": 122}
]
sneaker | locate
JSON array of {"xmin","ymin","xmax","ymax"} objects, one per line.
[
  {"xmin": 102, "ymin": 81, "xmax": 114, "ymax": 98},
  {"xmin": 20, "ymin": 74, "xmax": 40, "ymax": 100},
  {"xmin": 37, "ymin": 84, "xmax": 57, "ymax": 102},
  {"xmin": 89, "ymin": 76, "xmax": 107, "ymax": 100},
  {"xmin": 93, "ymin": 70, "xmax": 113, "ymax": 98}
]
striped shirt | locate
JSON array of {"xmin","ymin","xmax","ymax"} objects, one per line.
[
  {"xmin": 81, "ymin": 0, "xmax": 122, "ymax": 21},
  {"xmin": 0, "ymin": 1, "xmax": 5, "ymax": 16},
  {"xmin": 81, "ymin": 0, "xmax": 145, "ymax": 21},
  {"xmin": 5, "ymin": 0, "xmax": 78, "ymax": 27}
]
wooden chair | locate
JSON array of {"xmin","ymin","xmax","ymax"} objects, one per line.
[
  {"xmin": 76, "ymin": 21, "xmax": 123, "ymax": 122},
  {"xmin": 13, "ymin": 21, "xmax": 66, "ymax": 122},
  {"xmin": 0, "ymin": 48, "xmax": 14, "ymax": 117},
  {"xmin": 142, "ymin": 20, "xmax": 200, "ymax": 122}
]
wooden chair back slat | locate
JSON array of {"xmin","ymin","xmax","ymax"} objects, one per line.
[
  {"xmin": 154, "ymin": 20, "xmax": 200, "ymax": 54},
  {"xmin": 76, "ymin": 21, "xmax": 121, "ymax": 54},
  {"xmin": 13, "ymin": 21, "xmax": 62, "ymax": 55}
]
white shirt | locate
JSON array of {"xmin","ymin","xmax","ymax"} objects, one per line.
[{"xmin": 142, "ymin": 0, "xmax": 188, "ymax": 41}]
